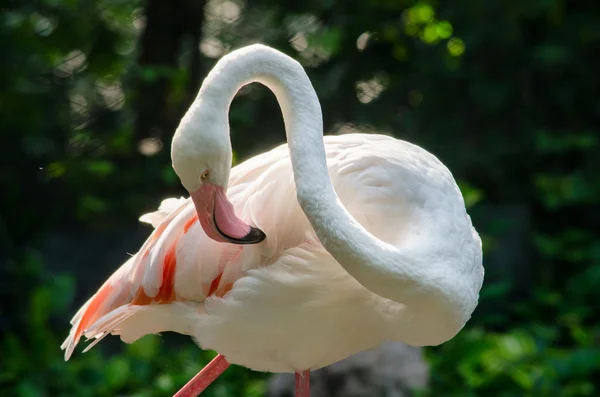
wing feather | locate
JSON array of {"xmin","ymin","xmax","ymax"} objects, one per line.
[{"xmin": 62, "ymin": 199, "xmax": 211, "ymax": 360}]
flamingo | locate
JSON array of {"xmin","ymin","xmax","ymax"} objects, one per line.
[{"xmin": 62, "ymin": 44, "xmax": 484, "ymax": 397}]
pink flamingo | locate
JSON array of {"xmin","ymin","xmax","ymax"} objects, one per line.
[{"xmin": 62, "ymin": 44, "xmax": 484, "ymax": 397}]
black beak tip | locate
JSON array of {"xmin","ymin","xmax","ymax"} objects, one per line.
[
  {"xmin": 212, "ymin": 207, "xmax": 266, "ymax": 245},
  {"xmin": 244, "ymin": 226, "xmax": 267, "ymax": 244},
  {"xmin": 218, "ymin": 225, "xmax": 266, "ymax": 245}
]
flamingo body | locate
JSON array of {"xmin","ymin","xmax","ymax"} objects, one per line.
[{"xmin": 62, "ymin": 133, "xmax": 482, "ymax": 374}]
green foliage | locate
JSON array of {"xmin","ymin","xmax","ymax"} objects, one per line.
[{"xmin": 428, "ymin": 327, "xmax": 600, "ymax": 397}]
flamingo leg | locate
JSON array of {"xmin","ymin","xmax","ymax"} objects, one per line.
[
  {"xmin": 173, "ymin": 354, "xmax": 230, "ymax": 397},
  {"xmin": 295, "ymin": 370, "xmax": 310, "ymax": 397}
]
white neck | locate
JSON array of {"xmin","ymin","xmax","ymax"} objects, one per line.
[{"xmin": 192, "ymin": 44, "xmax": 473, "ymax": 342}]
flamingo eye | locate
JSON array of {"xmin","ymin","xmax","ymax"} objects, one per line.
[{"xmin": 201, "ymin": 170, "xmax": 210, "ymax": 180}]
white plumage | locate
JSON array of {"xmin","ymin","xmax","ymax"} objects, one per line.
[
  {"xmin": 63, "ymin": 134, "xmax": 482, "ymax": 371},
  {"xmin": 62, "ymin": 44, "xmax": 483, "ymax": 394}
]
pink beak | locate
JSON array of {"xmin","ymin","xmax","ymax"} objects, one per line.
[{"xmin": 190, "ymin": 184, "xmax": 266, "ymax": 245}]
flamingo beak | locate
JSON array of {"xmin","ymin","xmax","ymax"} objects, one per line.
[{"xmin": 190, "ymin": 184, "xmax": 266, "ymax": 245}]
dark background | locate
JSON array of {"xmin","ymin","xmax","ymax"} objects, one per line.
[{"xmin": 2, "ymin": 0, "xmax": 599, "ymax": 396}]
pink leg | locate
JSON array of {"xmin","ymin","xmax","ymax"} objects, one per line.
[
  {"xmin": 173, "ymin": 354, "xmax": 230, "ymax": 397},
  {"xmin": 295, "ymin": 370, "xmax": 310, "ymax": 397}
]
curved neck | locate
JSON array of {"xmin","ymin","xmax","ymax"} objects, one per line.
[
  {"xmin": 200, "ymin": 46, "xmax": 331, "ymax": 199},
  {"xmin": 194, "ymin": 45, "xmax": 458, "ymax": 317}
]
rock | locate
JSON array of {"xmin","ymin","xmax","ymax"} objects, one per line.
[{"xmin": 267, "ymin": 342, "xmax": 429, "ymax": 397}]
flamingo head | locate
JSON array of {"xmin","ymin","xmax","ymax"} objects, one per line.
[{"xmin": 171, "ymin": 112, "xmax": 266, "ymax": 245}]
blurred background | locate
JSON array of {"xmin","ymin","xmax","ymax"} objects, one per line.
[{"xmin": 1, "ymin": 0, "xmax": 599, "ymax": 396}]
